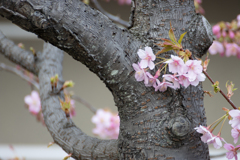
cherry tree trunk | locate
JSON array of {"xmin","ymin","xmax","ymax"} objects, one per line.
[{"xmin": 0, "ymin": 0, "xmax": 213, "ymax": 159}]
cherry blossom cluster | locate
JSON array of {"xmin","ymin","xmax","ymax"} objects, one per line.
[
  {"xmin": 195, "ymin": 109, "xmax": 240, "ymax": 160},
  {"xmin": 209, "ymin": 14, "xmax": 240, "ymax": 58},
  {"xmin": 24, "ymin": 90, "xmax": 76, "ymax": 124},
  {"xmin": 91, "ymin": 109, "xmax": 120, "ymax": 139},
  {"xmin": 132, "ymin": 47, "xmax": 206, "ymax": 92}
]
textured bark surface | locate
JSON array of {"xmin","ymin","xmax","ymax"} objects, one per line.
[{"xmin": 0, "ymin": 0, "xmax": 213, "ymax": 159}]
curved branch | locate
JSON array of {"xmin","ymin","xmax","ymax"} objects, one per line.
[
  {"xmin": 91, "ymin": 0, "xmax": 130, "ymax": 27},
  {"xmin": 37, "ymin": 42, "xmax": 118, "ymax": 159},
  {"xmin": 0, "ymin": 0, "xmax": 141, "ymax": 88},
  {"xmin": 0, "ymin": 30, "xmax": 38, "ymax": 75}
]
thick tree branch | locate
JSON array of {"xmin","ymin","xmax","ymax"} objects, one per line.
[
  {"xmin": 0, "ymin": 0, "xmax": 142, "ymax": 89},
  {"xmin": 0, "ymin": 30, "xmax": 38, "ymax": 75},
  {"xmin": 37, "ymin": 42, "xmax": 118, "ymax": 159}
]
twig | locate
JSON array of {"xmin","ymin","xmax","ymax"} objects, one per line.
[
  {"xmin": 0, "ymin": 62, "xmax": 40, "ymax": 89},
  {"xmin": 203, "ymin": 70, "xmax": 237, "ymax": 109},
  {"xmin": 71, "ymin": 95, "xmax": 97, "ymax": 114},
  {"xmin": 91, "ymin": 0, "xmax": 130, "ymax": 27}
]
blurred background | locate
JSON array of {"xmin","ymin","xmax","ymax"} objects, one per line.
[{"xmin": 0, "ymin": 0, "xmax": 240, "ymax": 159}]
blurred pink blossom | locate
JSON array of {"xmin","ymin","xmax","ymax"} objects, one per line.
[
  {"xmin": 229, "ymin": 109, "xmax": 240, "ymax": 129},
  {"xmin": 137, "ymin": 46, "xmax": 156, "ymax": 70},
  {"xmin": 117, "ymin": 0, "xmax": 131, "ymax": 5},
  {"xmin": 92, "ymin": 109, "xmax": 120, "ymax": 139},
  {"xmin": 24, "ymin": 91, "xmax": 41, "ymax": 115},
  {"xmin": 70, "ymin": 99, "xmax": 76, "ymax": 117},
  {"xmin": 225, "ymin": 43, "xmax": 240, "ymax": 57},
  {"xmin": 231, "ymin": 128, "xmax": 240, "ymax": 144},
  {"xmin": 224, "ymin": 143, "xmax": 240, "ymax": 160},
  {"xmin": 208, "ymin": 41, "xmax": 224, "ymax": 55},
  {"xmin": 212, "ymin": 25, "xmax": 221, "ymax": 38}
]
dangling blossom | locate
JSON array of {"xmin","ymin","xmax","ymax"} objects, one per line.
[
  {"xmin": 24, "ymin": 90, "xmax": 41, "ymax": 115},
  {"xmin": 194, "ymin": 125, "xmax": 213, "ymax": 143},
  {"xmin": 207, "ymin": 134, "xmax": 224, "ymax": 149},
  {"xmin": 132, "ymin": 63, "xmax": 148, "ymax": 84},
  {"xmin": 92, "ymin": 109, "xmax": 120, "ymax": 139},
  {"xmin": 229, "ymin": 109, "xmax": 240, "ymax": 129},
  {"xmin": 224, "ymin": 143, "xmax": 240, "ymax": 160},
  {"xmin": 185, "ymin": 60, "xmax": 203, "ymax": 81},
  {"xmin": 231, "ymin": 128, "xmax": 240, "ymax": 144},
  {"xmin": 137, "ymin": 46, "xmax": 156, "ymax": 70},
  {"xmin": 208, "ymin": 41, "xmax": 224, "ymax": 55},
  {"xmin": 163, "ymin": 74, "xmax": 180, "ymax": 89},
  {"xmin": 154, "ymin": 79, "xmax": 173, "ymax": 92},
  {"xmin": 165, "ymin": 55, "xmax": 186, "ymax": 75},
  {"xmin": 145, "ymin": 70, "xmax": 160, "ymax": 87}
]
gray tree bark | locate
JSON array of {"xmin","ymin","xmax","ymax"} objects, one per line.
[{"xmin": 0, "ymin": 0, "xmax": 213, "ymax": 159}]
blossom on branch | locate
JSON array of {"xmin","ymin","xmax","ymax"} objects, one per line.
[
  {"xmin": 24, "ymin": 90, "xmax": 41, "ymax": 115},
  {"xmin": 229, "ymin": 109, "xmax": 240, "ymax": 129},
  {"xmin": 137, "ymin": 46, "xmax": 156, "ymax": 70},
  {"xmin": 132, "ymin": 63, "xmax": 148, "ymax": 84},
  {"xmin": 165, "ymin": 55, "xmax": 186, "ymax": 75},
  {"xmin": 224, "ymin": 143, "xmax": 240, "ymax": 160}
]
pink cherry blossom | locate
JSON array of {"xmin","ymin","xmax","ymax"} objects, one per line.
[
  {"xmin": 178, "ymin": 74, "xmax": 191, "ymax": 88},
  {"xmin": 132, "ymin": 63, "xmax": 148, "ymax": 84},
  {"xmin": 163, "ymin": 74, "xmax": 180, "ymax": 89},
  {"xmin": 207, "ymin": 135, "xmax": 224, "ymax": 149},
  {"xmin": 231, "ymin": 128, "xmax": 240, "ymax": 144},
  {"xmin": 194, "ymin": 125, "xmax": 213, "ymax": 143},
  {"xmin": 154, "ymin": 79, "xmax": 173, "ymax": 92},
  {"xmin": 208, "ymin": 41, "xmax": 224, "ymax": 55},
  {"xmin": 24, "ymin": 90, "xmax": 41, "ymax": 115},
  {"xmin": 165, "ymin": 55, "xmax": 186, "ymax": 75},
  {"xmin": 190, "ymin": 73, "xmax": 206, "ymax": 86},
  {"xmin": 225, "ymin": 43, "xmax": 240, "ymax": 57},
  {"xmin": 224, "ymin": 143, "xmax": 240, "ymax": 160},
  {"xmin": 137, "ymin": 46, "xmax": 156, "ymax": 70},
  {"xmin": 229, "ymin": 30, "xmax": 235, "ymax": 39},
  {"xmin": 212, "ymin": 25, "xmax": 221, "ymax": 38},
  {"xmin": 185, "ymin": 60, "xmax": 203, "ymax": 81},
  {"xmin": 229, "ymin": 109, "xmax": 240, "ymax": 129},
  {"xmin": 92, "ymin": 109, "xmax": 120, "ymax": 139},
  {"xmin": 145, "ymin": 70, "xmax": 160, "ymax": 87}
]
